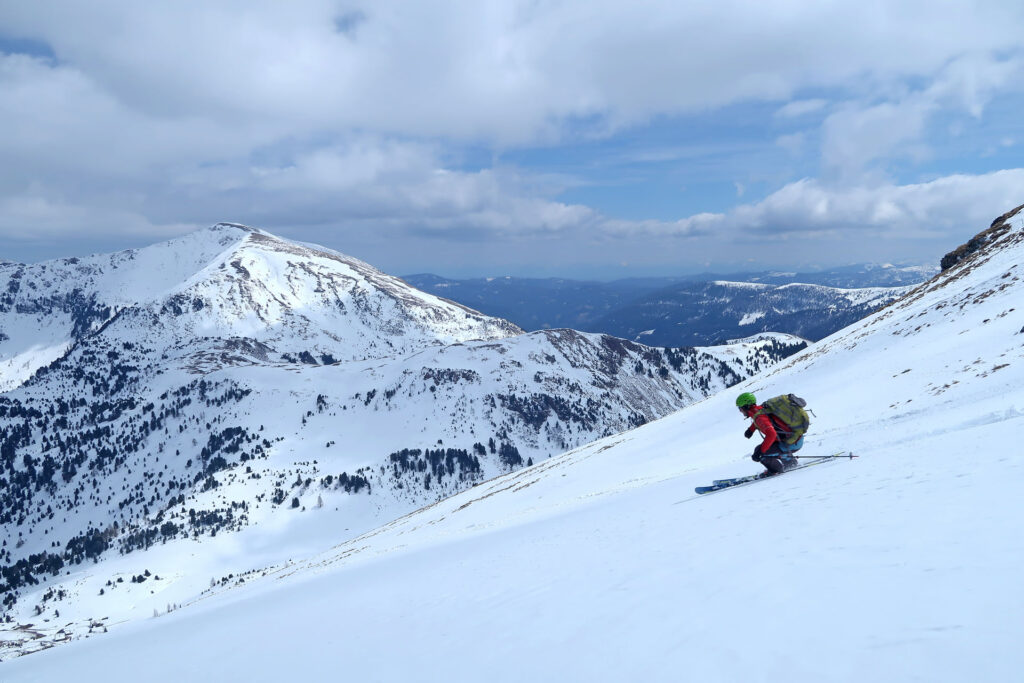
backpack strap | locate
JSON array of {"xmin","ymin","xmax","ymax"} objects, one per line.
[{"xmin": 753, "ymin": 409, "xmax": 793, "ymax": 436}]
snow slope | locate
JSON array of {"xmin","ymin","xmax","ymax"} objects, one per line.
[
  {"xmin": 4, "ymin": 207, "xmax": 1023, "ymax": 681},
  {"xmin": 0, "ymin": 326, "xmax": 800, "ymax": 635},
  {"xmin": 0, "ymin": 225, "xmax": 806, "ymax": 641}
]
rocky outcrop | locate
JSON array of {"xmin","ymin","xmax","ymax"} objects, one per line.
[{"xmin": 940, "ymin": 203, "xmax": 1024, "ymax": 271}]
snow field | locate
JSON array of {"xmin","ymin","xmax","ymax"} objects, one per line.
[
  {"xmin": 5, "ymin": 407, "xmax": 1021, "ymax": 682},
  {"xmin": 3, "ymin": 215, "xmax": 1022, "ymax": 680}
]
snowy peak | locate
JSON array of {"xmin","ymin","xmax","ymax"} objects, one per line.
[
  {"xmin": 0, "ymin": 225, "xmax": 521, "ymax": 390},
  {"xmin": 0, "ymin": 225, "xmax": 252, "ymax": 390},
  {"xmin": 146, "ymin": 227, "xmax": 522, "ymax": 363},
  {"xmin": 211, "ymin": 222, "xmax": 259, "ymax": 233},
  {"xmin": 4, "ymin": 223, "xmax": 251, "ymax": 306}
]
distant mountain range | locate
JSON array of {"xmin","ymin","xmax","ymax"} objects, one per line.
[
  {"xmin": 402, "ymin": 264, "xmax": 935, "ymax": 345},
  {"xmin": 582, "ymin": 280, "xmax": 913, "ymax": 347}
]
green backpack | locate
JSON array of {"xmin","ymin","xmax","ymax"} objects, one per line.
[{"xmin": 756, "ymin": 394, "xmax": 810, "ymax": 445}]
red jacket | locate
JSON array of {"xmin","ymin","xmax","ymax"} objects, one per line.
[{"xmin": 747, "ymin": 405, "xmax": 793, "ymax": 455}]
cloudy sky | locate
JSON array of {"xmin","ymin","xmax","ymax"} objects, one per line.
[{"xmin": 1, "ymin": 1, "xmax": 1023, "ymax": 278}]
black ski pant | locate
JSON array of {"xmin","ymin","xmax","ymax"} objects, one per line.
[
  {"xmin": 760, "ymin": 442, "xmax": 800, "ymax": 475},
  {"xmin": 760, "ymin": 456, "xmax": 790, "ymax": 475}
]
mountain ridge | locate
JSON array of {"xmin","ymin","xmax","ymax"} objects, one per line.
[
  {"xmin": 401, "ymin": 264, "xmax": 932, "ymax": 344},
  {"xmin": 0, "ymin": 224, "xmax": 522, "ymax": 393}
]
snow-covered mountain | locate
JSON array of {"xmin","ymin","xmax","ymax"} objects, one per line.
[
  {"xmin": 402, "ymin": 264, "xmax": 933, "ymax": 339},
  {"xmin": 0, "ymin": 225, "xmax": 803, "ymax": 626},
  {"xmin": 588, "ymin": 279, "xmax": 912, "ymax": 346},
  {"xmin": 3, "ymin": 203, "xmax": 1019, "ymax": 680},
  {"xmin": 0, "ymin": 223, "xmax": 520, "ymax": 393}
]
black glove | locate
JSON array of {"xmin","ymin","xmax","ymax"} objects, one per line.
[
  {"xmin": 744, "ymin": 426, "xmax": 755, "ymax": 439},
  {"xmin": 751, "ymin": 447, "xmax": 762, "ymax": 463}
]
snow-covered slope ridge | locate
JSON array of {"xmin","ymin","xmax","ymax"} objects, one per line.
[
  {"xmin": 0, "ymin": 223, "xmax": 521, "ymax": 392},
  {"xmin": 5, "ymin": 206, "xmax": 1021, "ymax": 680},
  {"xmin": 152, "ymin": 229, "xmax": 523, "ymax": 359},
  {"xmin": 0, "ymin": 325, "xmax": 798, "ymax": 583}
]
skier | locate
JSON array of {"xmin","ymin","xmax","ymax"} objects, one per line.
[{"xmin": 736, "ymin": 392, "xmax": 804, "ymax": 477}]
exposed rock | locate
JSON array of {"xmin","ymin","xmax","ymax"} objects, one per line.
[{"xmin": 940, "ymin": 203, "xmax": 1024, "ymax": 271}]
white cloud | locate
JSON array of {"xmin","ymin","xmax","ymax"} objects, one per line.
[
  {"xmin": 0, "ymin": 193, "xmax": 197, "ymax": 241},
  {"xmin": 1, "ymin": 2, "xmax": 1023, "ymax": 271},
  {"xmin": 775, "ymin": 99, "xmax": 827, "ymax": 118},
  {"xmin": 3, "ymin": 1, "xmax": 1024, "ymax": 144},
  {"xmin": 646, "ymin": 169, "xmax": 1024, "ymax": 240},
  {"xmin": 821, "ymin": 99, "xmax": 934, "ymax": 178},
  {"xmin": 0, "ymin": 53, "xmax": 266, "ymax": 181},
  {"xmin": 820, "ymin": 53, "xmax": 1024, "ymax": 178},
  {"xmin": 929, "ymin": 52, "xmax": 1024, "ymax": 117},
  {"xmin": 775, "ymin": 132, "xmax": 805, "ymax": 156}
]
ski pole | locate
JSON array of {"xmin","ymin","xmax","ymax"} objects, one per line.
[{"xmin": 794, "ymin": 453, "xmax": 857, "ymax": 459}]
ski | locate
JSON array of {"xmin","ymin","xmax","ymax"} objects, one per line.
[
  {"xmin": 695, "ymin": 478, "xmax": 758, "ymax": 495},
  {"xmin": 709, "ymin": 474, "xmax": 761, "ymax": 488},
  {"xmin": 713, "ymin": 475, "xmax": 754, "ymax": 486},
  {"xmin": 712, "ymin": 454, "xmax": 847, "ymax": 485},
  {"xmin": 696, "ymin": 452, "xmax": 853, "ymax": 495}
]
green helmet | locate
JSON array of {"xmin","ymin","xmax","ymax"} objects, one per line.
[{"xmin": 735, "ymin": 392, "xmax": 757, "ymax": 408}]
